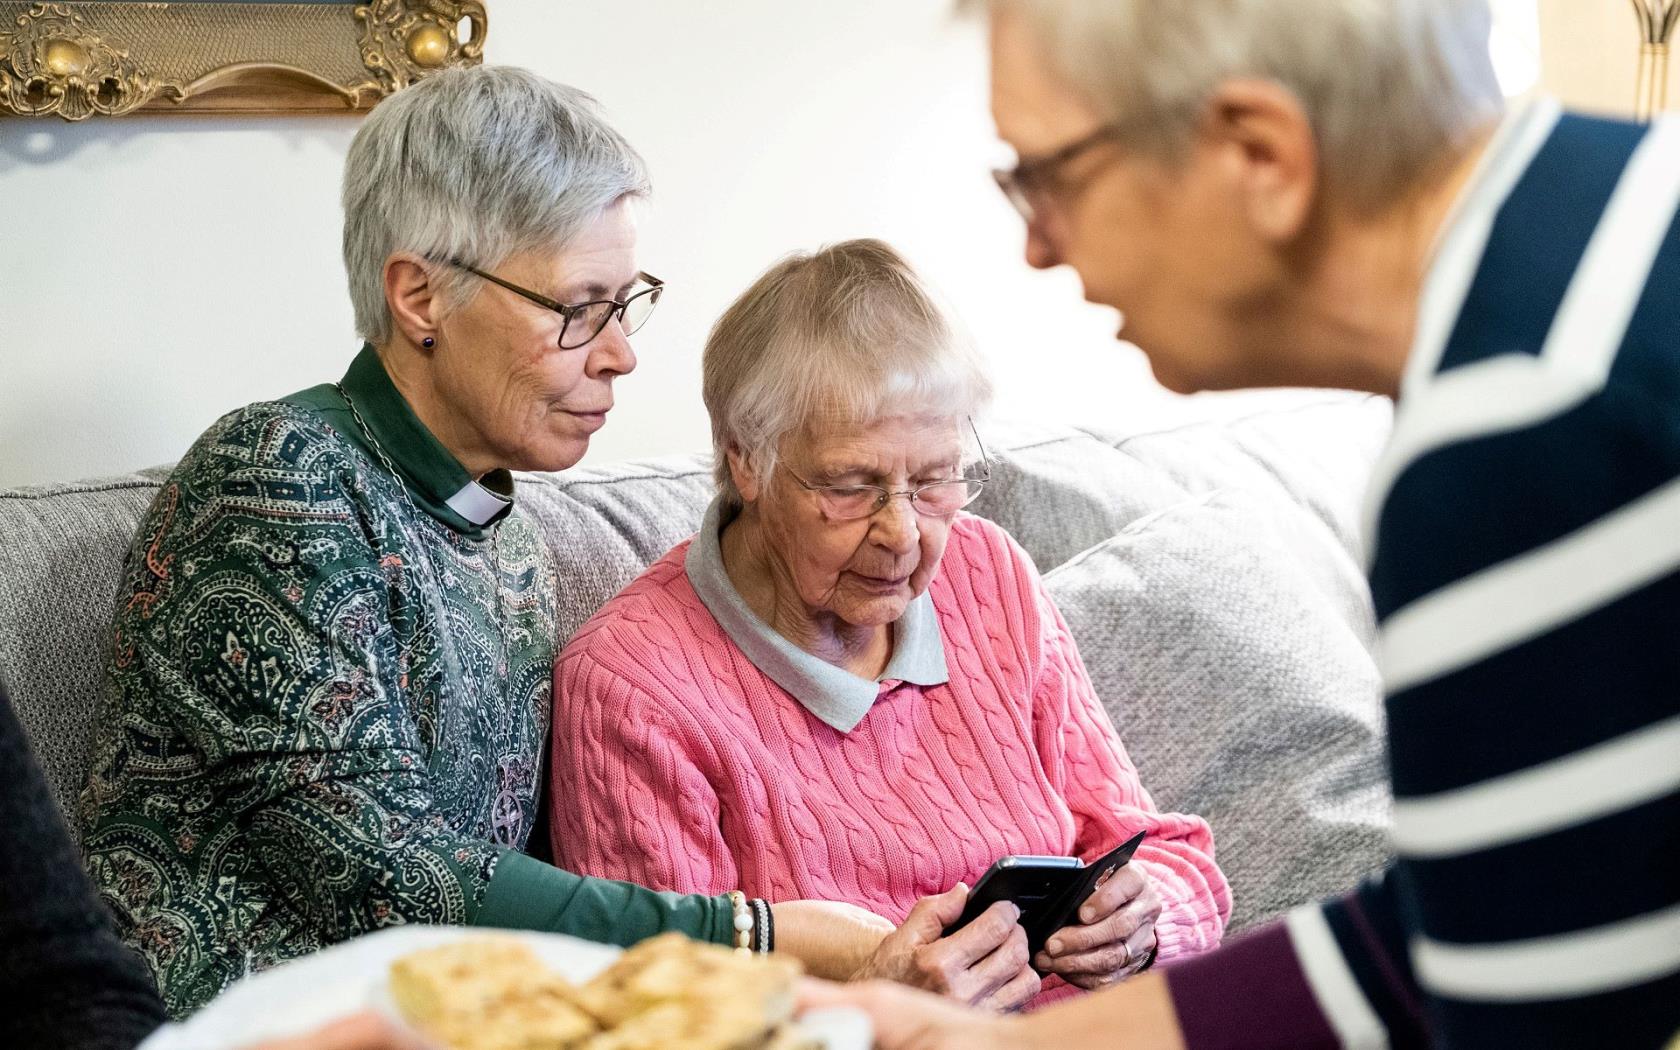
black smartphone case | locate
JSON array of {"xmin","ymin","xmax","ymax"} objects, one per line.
[{"xmin": 942, "ymin": 830, "xmax": 1146, "ymax": 959}]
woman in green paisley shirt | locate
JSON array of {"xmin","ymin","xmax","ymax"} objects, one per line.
[{"xmin": 78, "ymin": 66, "xmax": 1034, "ymax": 1020}]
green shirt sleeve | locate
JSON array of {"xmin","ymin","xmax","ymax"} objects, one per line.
[{"xmin": 478, "ymin": 851, "xmax": 734, "ymax": 945}]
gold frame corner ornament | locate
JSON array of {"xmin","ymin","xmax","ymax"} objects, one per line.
[
  {"xmin": 359, "ymin": 0, "xmax": 486, "ymax": 95},
  {"xmin": 0, "ymin": 0, "xmax": 488, "ymax": 121}
]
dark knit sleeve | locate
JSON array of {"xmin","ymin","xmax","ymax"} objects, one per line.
[
  {"xmin": 0, "ymin": 679, "xmax": 165, "ymax": 1050},
  {"xmin": 1166, "ymin": 871, "xmax": 1430, "ymax": 1049}
]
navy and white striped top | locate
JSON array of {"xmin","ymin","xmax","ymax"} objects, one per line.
[{"xmin": 1167, "ymin": 98, "xmax": 1680, "ymax": 1049}]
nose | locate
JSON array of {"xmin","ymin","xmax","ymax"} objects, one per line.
[
  {"xmin": 583, "ymin": 315, "xmax": 637, "ymax": 379},
  {"xmin": 1024, "ymin": 219, "xmax": 1062, "ymax": 270},
  {"xmin": 868, "ymin": 494, "xmax": 920, "ymax": 556}
]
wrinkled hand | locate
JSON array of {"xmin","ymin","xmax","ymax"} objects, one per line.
[
  {"xmin": 802, "ymin": 978, "xmax": 1023, "ymax": 1050},
  {"xmin": 851, "ymin": 884, "xmax": 1040, "ymax": 1011},
  {"xmin": 1036, "ymin": 863, "xmax": 1160, "ymax": 989},
  {"xmin": 241, "ymin": 1011, "xmax": 439, "ymax": 1050}
]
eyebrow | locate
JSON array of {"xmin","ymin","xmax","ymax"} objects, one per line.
[
  {"xmin": 813, "ymin": 452, "xmax": 963, "ymax": 480},
  {"xmin": 563, "ymin": 277, "xmax": 639, "ymax": 302}
]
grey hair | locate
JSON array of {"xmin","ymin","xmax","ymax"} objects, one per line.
[
  {"xmin": 978, "ymin": 0, "xmax": 1504, "ymax": 211},
  {"xmin": 342, "ymin": 65, "xmax": 650, "ymax": 345},
  {"xmin": 702, "ymin": 239, "xmax": 994, "ymax": 508}
]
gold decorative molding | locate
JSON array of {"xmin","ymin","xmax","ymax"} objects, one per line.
[
  {"xmin": 0, "ymin": 1, "xmax": 487, "ymax": 120},
  {"xmin": 1631, "ymin": 0, "xmax": 1679, "ymax": 119}
]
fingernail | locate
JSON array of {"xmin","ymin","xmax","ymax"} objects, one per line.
[
  {"xmin": 1080, "ymin": 908, "xmax": 1094, "ymax": 923},
  {"xmin": 1046, "ymin": 937, "xmax": 1063, "ymax": 954}
]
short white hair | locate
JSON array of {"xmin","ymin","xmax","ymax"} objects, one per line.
[
  {"xmin": 981, "ymin": 0, "xmax": 1504, "ymax": 210},
  {"xmin": 702, "ymin": 239, "xmax": 993, "ymax": 507},
  {"xmin": 342, "ymin": 65, "xmax": 650, "ymax": 345}
]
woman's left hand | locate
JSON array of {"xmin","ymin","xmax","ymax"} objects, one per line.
[{"xmin": 1035, "ymin": 863, "xmax": 1160, "ymax": 989}]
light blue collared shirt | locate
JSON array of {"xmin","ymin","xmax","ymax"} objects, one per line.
[{"xmin": 684, "ymin": 498, "xmax": 949, "ymax": 733}]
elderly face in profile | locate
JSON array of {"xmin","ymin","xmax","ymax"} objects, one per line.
[
  {"xmin": 343, "ymin": 78, "xmax": 661, "ymax": 475},
  {"xmin": 980, "ymin": 0, "xmax": 1504, "ymax": 397}
]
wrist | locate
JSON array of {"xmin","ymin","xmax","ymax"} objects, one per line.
[
  {"xmin": 725, "ymin": 892, "xmax": 774, "ymax": 954},
  {"xmin": 768, "ymin": 900, "xmax": 893, "ymax": 982}
]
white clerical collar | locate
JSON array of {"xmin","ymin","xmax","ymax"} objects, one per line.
[{"xmin": 445, "ymin": 478, "xmax": 514, "ymax": 527}]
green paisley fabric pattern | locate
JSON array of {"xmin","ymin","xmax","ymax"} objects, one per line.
[{"xmin": 78, "ymin": 400, "xmax": 558, "ymax": 1019}]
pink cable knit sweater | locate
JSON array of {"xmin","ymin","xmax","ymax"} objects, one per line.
[{"xmin": 550, "ymin": 515, "xmax": 1230, "ymax": 995}]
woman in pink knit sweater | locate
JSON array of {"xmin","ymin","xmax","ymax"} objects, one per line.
[{"xmin": 550, "ymin": 240, "xmax": 1230, "ymax": 1006}]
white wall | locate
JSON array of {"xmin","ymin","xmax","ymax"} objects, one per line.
[{"xmin": 0, "ymin": 1, "xmax": 1546, "ymax": 488}]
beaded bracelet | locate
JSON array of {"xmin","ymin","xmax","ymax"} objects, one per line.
[{"xmin": 728, "ymin": 890, "xmax": 754, "ymax": 954}]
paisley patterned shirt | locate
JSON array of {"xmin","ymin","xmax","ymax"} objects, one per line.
[{"xmin": 79, "ymin": 347, "xmax": 733, "ymax": 1018}]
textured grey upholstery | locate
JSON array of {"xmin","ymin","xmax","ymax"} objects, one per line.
[
  {"xmin": 0, "ymin": 394, "xmax": 1392, "ymax": 932},
  {"xmin": 1045, "ymin": 488, "xmax": 1389, "ymax": 933}
]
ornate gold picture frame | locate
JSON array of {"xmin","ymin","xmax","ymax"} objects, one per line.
[{"xmin": 0, "ymin": 0, "xmax": 486, "ymax": 120}]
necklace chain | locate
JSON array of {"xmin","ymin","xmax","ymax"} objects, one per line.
[{"xmin": 334, "ymin": 383, "xmax": 511, "ymax": 679}]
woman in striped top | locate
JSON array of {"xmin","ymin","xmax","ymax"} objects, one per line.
[{"xmin": 812, "ymin": 1, "xmax": 1679, "ymax": 1047}]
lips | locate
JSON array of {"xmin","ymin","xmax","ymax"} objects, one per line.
[
  {"xmin": 564, "ymin": 406, "xmax": 610, "ymax": 430},
  {"xmin": 851, "ymin": 572, "xmax": 911, "ymax": 591}
]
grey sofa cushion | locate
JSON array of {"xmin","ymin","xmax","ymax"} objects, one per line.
[
  {"xmin": 514, "ymin": 456, "xmax": 716, "ymax": 646},
  {"xmin": 1044, "ymin": 487, "xmax": 1391, "ymax": 935},
  {"xmin": 972, "ymin": 398, "xmax": 1392, "ymax": 577},
  {"xmin": 0, "ymin": 470, "xmax": 172, "ymax": 822}
]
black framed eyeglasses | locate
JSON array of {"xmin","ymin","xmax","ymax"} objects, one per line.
[
  {"xmin": 993, "ymin": 122, "xmax": 1127, "ymax": 224},
  {"xmin": 447, "ymin": 259, "xmax": 664, "ymax": 349},
  {"xmin": 781, "ymin": 419, "xmax": 994, "ymax": 522}
]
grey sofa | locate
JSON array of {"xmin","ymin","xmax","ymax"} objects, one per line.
[{"xmin": 0, "ymin": 394, "xmax": 1393, "ymax": 937}]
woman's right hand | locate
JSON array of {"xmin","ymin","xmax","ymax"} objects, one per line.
[{"xmin": 851, "ymin": 884, "xmax": 1040, "ymax": 1011}]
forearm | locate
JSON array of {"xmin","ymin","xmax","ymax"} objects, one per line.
[
  {"xmin": 771, "ymin": 899, "xmax": 895, "ymax": 980},
  {"xmin": 478, "ymin": 850, "xmax": 735, "ymax": 946}
]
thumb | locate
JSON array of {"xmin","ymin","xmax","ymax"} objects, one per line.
[{"xmin": 900, "ymin": 882, "xmax": 971, "ymax": 943}]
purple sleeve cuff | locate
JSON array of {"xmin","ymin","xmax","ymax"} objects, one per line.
[{"xmin": 1166, "ymin": 919, "xmax": 1340, "ymax": 1050}]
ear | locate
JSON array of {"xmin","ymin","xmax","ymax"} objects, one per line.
[
  {"xmin": 725, "ymin": 444, "xmax": 762, "ymax": 504},
  {"xmin": 1200, "ymin": 78, "xmax": 1319, "ymax": 244},
  {"xmin": 383, "ymin": 253, "xmax": 442, "ymax": 349}
]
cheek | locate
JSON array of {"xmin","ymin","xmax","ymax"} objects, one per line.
[
  {"xmin": 800, "ymin": 531, "xmax": 863, "ymax": 595},
  {"xmin": 909, "ymin": 525, "xmax": 950, "ymax": 592},
  {"xmin": 513, "ymin": 344, "xmax": 587, "ymax": 404}
]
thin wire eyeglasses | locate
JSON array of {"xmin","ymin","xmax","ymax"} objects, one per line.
[
  {"xmin": 446, "ymin": 259, "xmax": 664, "ymax": 350},
  {"xmin": 992, "ymin": 122, "xmax": 1128, "ymax": 225},
  {"xmin": 780, "ymin": 420, "xmax": 993, "ymax": 521}
]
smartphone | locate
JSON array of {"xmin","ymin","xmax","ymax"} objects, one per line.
[{"xmin": 941, "ymin": 830, "xmax": 1147, "ymax": 959}]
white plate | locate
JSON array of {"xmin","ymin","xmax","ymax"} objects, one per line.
[{"xmin": 138, "ymin": 925, "xmax": 870, "ymax": 1050}]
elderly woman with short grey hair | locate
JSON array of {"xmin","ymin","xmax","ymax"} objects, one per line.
[
  {"xmin": 79, "ymin": 66, "xmax": 905, "ymax": 1020},
  {"xmin": 550, "ymin": 239, "xmax": 1230, "ymax": 1011}
]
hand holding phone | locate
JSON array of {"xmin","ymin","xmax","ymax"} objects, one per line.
[
  {"xmin": 941, "ymin": 831, "xmax": 1147, "ymax": 959},
  {"xmin": 1035, "ymin": 846, "xmax": 1162, "ymax": 989}
]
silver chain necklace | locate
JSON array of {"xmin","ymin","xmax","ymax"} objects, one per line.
[{"xmin": 334, "ymin": 383, "xmax": 511, "ymax": 681}]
